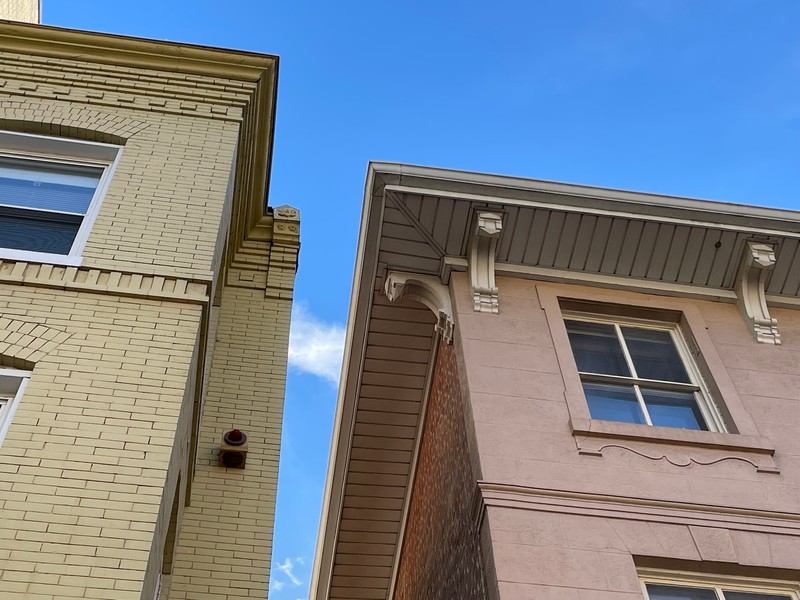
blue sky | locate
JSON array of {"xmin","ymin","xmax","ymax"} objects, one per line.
[{"xmin": 44, "ymin": 1, "xmax": 800, "ymax": 598}]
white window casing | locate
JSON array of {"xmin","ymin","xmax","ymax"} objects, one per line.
[{"xmin": 0, "ymin": 130, "xmax": 123, "ymax": 266}]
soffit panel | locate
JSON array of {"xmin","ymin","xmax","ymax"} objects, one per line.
[{"xmin": 327, "ymin": 294, "xmax": 436, "ymax": 600}]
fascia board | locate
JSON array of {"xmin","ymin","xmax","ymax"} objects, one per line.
[
  {"xmin": 0, "ymin": 19, "xmax": 277, "ymax": 81},
  {"xmin": 309, "ymin": 165, "xmax": 385, "ymax": 600},
  {"xmin": 370, "ymin": 162, "xmax": 800, "ymax": 235}
]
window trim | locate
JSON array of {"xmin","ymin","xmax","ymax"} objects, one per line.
[
  {"xmin": 640, "ymin": 568, "xmax": 800, "ymax": 599},
  {"xmin": 537, "ymin": 283, "xmax": 775, "ymax": 457},
  {"xmin": 563, "ymin": 311, "xmax": 727, "ymax": 433},
  {"xmin": 0, "ymin": 367, "xmax": 31, "ymax": 447},
  {"xmin": 0, "ymin": 130, "xmax": 123, "ymax": 266}
]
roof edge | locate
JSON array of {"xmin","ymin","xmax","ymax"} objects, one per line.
[{"xmin": 0, "ymin": 19, "xmax": 277, "ymax": 80}]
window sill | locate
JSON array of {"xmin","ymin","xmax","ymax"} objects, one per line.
[
  {"xmin": 571, "ymin": 418, "xmax": 779, "ymax": 474},
  {"xmin": 0, "ymin": 248, "xmax": 81, "ymax": 267}
]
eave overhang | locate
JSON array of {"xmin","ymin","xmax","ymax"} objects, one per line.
[{"xmin": 311, "ymin": 163, "xmax": 800, "ymax": 599}]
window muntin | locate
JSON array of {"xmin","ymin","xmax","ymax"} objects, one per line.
[
  {"xmin": 0, "ymin": 368, "xmax": 31, "ymax": 447},
  {"xmin": 0, "ymin": 131, "xmax": 121, "ymax": 265},
  {"xmin": 564, "ymin": 313, "xmax": 724, "ymax": 432}
]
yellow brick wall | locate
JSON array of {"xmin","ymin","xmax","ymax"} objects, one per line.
[
  {"xmin": 0, "ymin": 52, "xmax": 247, "ymax": 279},
  {"xmin": 0, "ymin": 35, "xmax": 295, "ymax": 600},
  {"xmin": 167, "ymin": 284, "xmax": 292, "ymax": 600},
  {"xmin": 0, "ymin": 285, "xmax": 203, "ymax": 599}
]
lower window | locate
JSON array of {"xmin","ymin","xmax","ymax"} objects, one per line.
[
  {"xmin": 0, "ymin": 367, "xmax": 31, "ymax": 447},
  {"xmin": 642, "ymin": 572, "xmax": 799, "ymax": 600}
]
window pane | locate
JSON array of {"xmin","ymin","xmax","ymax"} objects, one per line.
[
  {"xmin": 642, "ymin": 388, "xmax": 708, "ymax": 430},
  {"xmin": 646, "ymin": 584, "xmax": 718, "ymax": 600},
  {"xmin": 0, "ymin": 157, "xmax": 101, "ymax": 214},
  {"xmin": 583, "ymin": 382, "xmax": 644, "ymax": 424},
  {"xmin": 565, "ymin": 320, "xmax": 630, "ymax": 376},
  {"xmin": 621, "ymin": 326, "xmax": 690, "ymax": 383},
  {"xmin": 724, "ymin": 593, "xmax": 792, "ymax": 600},
  {"xmin": 0, "ymin": 213, "xmax": 80, "ymax": 254}
]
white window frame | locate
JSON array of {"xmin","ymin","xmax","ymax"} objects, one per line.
[
  {"xmin": 0, "ymin": 367, "xmax": 31, "ymax": 447},
  {"xmin": 640, "ymin": 568, "xmax": 800, "ymax": 599},
  {"xmin": 0, "ymin": 130, "xmax": 123, "ymax": 266},
  {"xmin": 563, "ymin": 311, "xmax": 727, "ymax": 433}
]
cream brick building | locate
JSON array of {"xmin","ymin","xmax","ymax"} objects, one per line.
[{"xmin": 0, "ymin": 18, "xmax": 298, "ymax": 600}]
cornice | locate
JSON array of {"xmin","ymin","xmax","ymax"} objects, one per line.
[
  {"xmin": 0, "ymin": 20, "xmax": 277, "ymax": 81},
  {"xmin": 0, "ymin": 259, "xmax": 210, "ymax": 305},
  {"xmin": 473, "ymin": 482, "xmax": 800, "ymax": 537}
]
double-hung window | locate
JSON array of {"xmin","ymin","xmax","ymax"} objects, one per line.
[
  {"xmin": 0, "ymin": 131, "xmax": 121, "ymax": 265},
  {"xmin": 0, "ymin": 367, "xmax": 31, "ymax": 447},
  {"xmin": 641, "ymin": 571, "xmax": 799, "ymax": 600},
  {"xmin": 564, "ymin": 313, "xmax": 724, "ymax": 432}
]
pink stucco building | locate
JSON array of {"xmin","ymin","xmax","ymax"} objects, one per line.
[{"xmin": 310, "ymin": 164, "xmax": 800, "ymax": 600}]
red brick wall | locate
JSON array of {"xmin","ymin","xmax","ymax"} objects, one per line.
[{"xmin": 394, "ymin": 342, "xmax": 488, "ymax": 600}]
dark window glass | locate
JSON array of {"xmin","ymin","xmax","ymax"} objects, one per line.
[
  {"xmin": 583, "ymin": 383, "xmax": 644, "ymax": 424},
  {"xmin": 0, "ymin": 214, "xmax": 80, "ymax": 254},
  {"xmin": 565, "ymin": 320, "xmax": 630, "ymax": 376},
  {"xmin": 724, "ymin": 593, "xmax": 792, "ymax": 600},
  {"xmin": 0, "ymin": 158, "xmax": 101, "ymax": 214},
  {"xmin": 646, "ymin": 584, "xmax": 717, "ymax": 600},
  {"xmin": 621, "ymin": 326, "xmax": 690, "ymax": 383}
]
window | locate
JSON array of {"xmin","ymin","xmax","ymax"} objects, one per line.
[
  {"xmin": 0, "ymin": 131, "xmax": 121, "ymax": 265},
  {"xmin": 0, "ymin": 367, "xmax": 31, "ymax": 447},
  {"xmin": 564, "ymin": 312, "xmax": 724, "ymax": 432},
  {"xmin": 641, "ymin": 571, "xmax": 799, "ymax": 600}
]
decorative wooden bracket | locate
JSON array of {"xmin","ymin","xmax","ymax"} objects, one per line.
[
  {"xmin": 735, "ymin": 242, "xmax": 780, "ymax": 345},
  {"xmin": 468, "ymin": 212, "xmax": 503, "ymax": 314},
  {"xmin": 384, "ymin": 271, "xmax": 454, "ymax": 344}
]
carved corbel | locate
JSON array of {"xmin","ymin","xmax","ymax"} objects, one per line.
[
  {"xmin": 735, "ymin": 242, "xmax": 780, "ymax": 344},
  {"xmin": 384, "ymin": 271, "xmax": 454, "ymax": 344},
  {"xmin": 468, "ymin": 212, "xmax": 503, "ymax": 314}
]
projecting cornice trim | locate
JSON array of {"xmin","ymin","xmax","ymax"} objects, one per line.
[
  {"xmin": 736, "ymin": 242, "xmax": 780, "ymax": 344},
  {"xmin": 0, "ymin": 19, "xmax": 277, "ymax": 80},
  {"xmin": 473, "ymin": 482, "xmax": 800, "ymax": 537},
  {"xmin": 0, "ymin": 260, "xmax": 210, "ymax": 304}
]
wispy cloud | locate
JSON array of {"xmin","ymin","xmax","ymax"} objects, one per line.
[
  {"xmin": 289, "ymin": 303, "xmax": 345, "ymax": 385},
  {"xmin": 275, "ymin": 557, "xmax": 302, "ymax": 586},
  {"xmin": 270, "ymin": 580, "xmax": 285, "ymax": 592}
]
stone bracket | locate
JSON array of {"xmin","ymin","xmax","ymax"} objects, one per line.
[
  {"xmin": 384, "ymin": 271, "xmax": 454, "ymax": 344},
  {"xmin": 735, "ymin": 242, "xmax": 780, "ymax": 344},
  {"xmin": 468, "ymin": 211, "xmax": 503, "ymax": 314}
]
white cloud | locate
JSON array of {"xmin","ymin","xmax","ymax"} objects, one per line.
[
  {"xmin": 275, "ymin": 557, "xmax": 302, "ymax": 586},
  {"xmin": 295, "ymin": 556, "xmax": 305, "ymax": 565},
  {"xmin": 270, "ymin": 580, "xmax": 285, "ymax": 592},
  {"xmin": 289, "ymin": 303, "xmax": 345, "ymax": 385}
]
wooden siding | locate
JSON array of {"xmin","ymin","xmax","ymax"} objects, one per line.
[{"xmin": 328, "ymin": 292, "xmax": 436, "ymax": 600}]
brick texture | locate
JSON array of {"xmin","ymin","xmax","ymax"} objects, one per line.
[{"xmin": 394, "ymin": 342, "xmax": 488, "ymax": 600}]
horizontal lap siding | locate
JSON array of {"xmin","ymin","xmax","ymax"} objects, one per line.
[{"xmin": 329, "ymin": 297, "xmax": 436, "ymax": 600}]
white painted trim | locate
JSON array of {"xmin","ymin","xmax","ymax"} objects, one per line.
[
  {"xmin": 371, "ymin": 162, "xmax": 800, "ymax": 229},
  {"xmin": 0, "ymin": 130, "xmax": 123, "ymax": 265},
  {"xmin": 0, "ymin": 370, "xmax": 31, "ymax": 447}
]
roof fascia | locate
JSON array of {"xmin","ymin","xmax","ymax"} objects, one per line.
[
  {"xmin": 370, "ymin": 162, "xmax": 800, "ymax": 235},
  {"xmin": 0, "ymin": 19, "xmax": 277, "ymax": 81},
  {"xmin": 309, "ymin": 165, "xmax": 387, "ymax": 600}
]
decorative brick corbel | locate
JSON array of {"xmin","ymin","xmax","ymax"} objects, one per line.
[
  {"xmin": 735, "ymin": 241, "xmax": 780, "ymax": 344},
  {"xmin": 468, "ymin": 212, "xmax": 503, "ymax": 314},
  {"xmin": 384, "ymin": 271, "xmax": 454, "ymax": 344}
]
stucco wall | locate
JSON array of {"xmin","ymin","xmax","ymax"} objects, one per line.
[
  {"xmin": 452, "ymin": 272, "xmax": 800, "ymax": 596},
  {"xmin": 394, "ymin": 342, "xmax": 489, "ymax": 600}
]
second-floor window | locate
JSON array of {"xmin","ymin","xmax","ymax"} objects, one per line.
[
  {"xmin": 0, "ymin": 131, "xmax": 121, "ymax": 265},
  {"xmin": 564, "ymin": 313, "xmax": 725, "ymax": 432}
]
